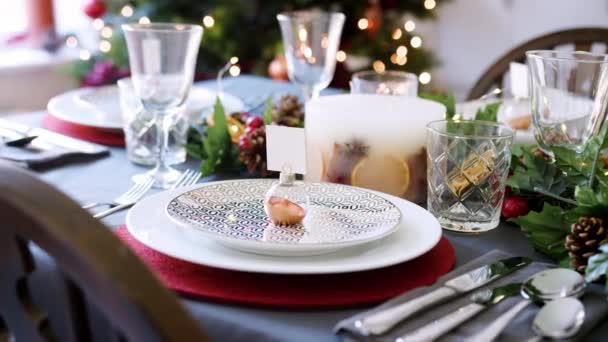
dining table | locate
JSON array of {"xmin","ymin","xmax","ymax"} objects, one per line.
[{"xmin": 8, "ymin": 75, "xmax": 608, "ymax": 341}]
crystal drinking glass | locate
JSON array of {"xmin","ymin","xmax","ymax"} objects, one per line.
[
  {"xmin": 527, "ymin": 50, "xmax": 608, "ymax": 154},
  {"xmin": 277, "ymin": 10, "xmax": 345, "ymax": 101},
  {"xmin": 350, "ymin": 70, "xmax": 418, "ymax": 96},
  {"xmin": 122, "ymin": 23, "xmax": 202, "ymax": 188},
  {"xmin": 426, "ymin": 120, "xmax": 514, "ymax": 233}
]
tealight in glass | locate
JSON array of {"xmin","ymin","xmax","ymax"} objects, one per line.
[{"xmin": 351, "ymin": 70, "xmax": 418, "ymax": 97}]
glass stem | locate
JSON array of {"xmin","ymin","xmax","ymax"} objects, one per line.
[
  {"xmin": 155, "ymin": 115, "xmax": 172, "ymax": 175},
  {"xmin": 302, "ymin": 85, "xmax": 319, "ymax": 102}
]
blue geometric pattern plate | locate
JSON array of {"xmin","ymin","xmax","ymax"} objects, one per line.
[{"xmin": 166, "ymin": 179, "xmax": 401, "ymax": 256}]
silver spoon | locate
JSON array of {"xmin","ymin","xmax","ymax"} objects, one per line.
[
  {"xmin": 468, "ymin": 268, "xmax": 585, "ymax": 342},
  {"xmin": 528, "ymin": 297, "xmax": 585, "ymax": 341}
]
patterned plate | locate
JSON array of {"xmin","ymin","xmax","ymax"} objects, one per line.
[{"xmin": 166, "ymin": 179, "xmax": 402, "ymax": 256}]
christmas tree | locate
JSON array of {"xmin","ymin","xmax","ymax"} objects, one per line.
[{"xmin": 67, "ymin": 0, "xmax": 446, "ymax": 88}]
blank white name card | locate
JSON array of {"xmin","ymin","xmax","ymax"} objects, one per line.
[{"xmin": 265, "ymin": 125, "xmax": 306, "ymax": 174}]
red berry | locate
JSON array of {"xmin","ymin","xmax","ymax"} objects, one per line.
[
  {"xmin": 238, "ymin": 135, "xmax": 250, "ymax": 150},
  {"xmin": 83, "ymin": 0, "xmax": 106, "ymax": 19},
  {"xmin": 246, "ymin": 116, "xmax": 264, "ymax": 129},
  {"xmin": 501, "ymin": 196, "xmax": 529, "ymax": 218}
]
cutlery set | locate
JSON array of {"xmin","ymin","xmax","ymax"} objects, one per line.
[{"xmin": 355, "ymin": 257, "xmax": 587, "ymax": 341}]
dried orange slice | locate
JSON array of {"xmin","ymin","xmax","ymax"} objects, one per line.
[{"xmin": 351, "ymin": 154, "xmax": 410, "ymax": 197}]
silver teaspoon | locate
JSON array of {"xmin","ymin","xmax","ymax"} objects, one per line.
[
  {"xmin": 529, "ymin": 297, "xmax": 585, "ymax": 341},
  {"xmin": 468, "ymin": 268, "xmax": 585, "ymax": 342}
]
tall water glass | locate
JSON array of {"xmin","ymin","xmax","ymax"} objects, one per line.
[
  {"xmin": 527, "ymin": 50, "xmax": 608, "ymax": 154},
  {"xmin": 427, "ymin": 120, "xmax": 514, "ymax": 233},
  {"xmin": 122, "ymin": 23, "xmax": 202, "ymax": 188},
  {"xmin": 277, "ymin": 11, "xmax": 345, "ymax": 101},
  {"xmin": 351, "ymin": 70, "xmax": 418, "ymax": 96}
]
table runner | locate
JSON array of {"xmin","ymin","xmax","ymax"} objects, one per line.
[{"xmin": 116, "ymin": 225, "xmax": 455, "ymax": 308}]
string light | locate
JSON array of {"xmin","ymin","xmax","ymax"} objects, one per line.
[
  {"xmin": 139, "ymin": 16, "xmax": 151, "ymax": 24},
  {"xmin": 396, "ymin": 45, "xmax": 408, "ymax": 57},
  {"xmin": 203, "ymin": 15, "xmax": 215, "ymax": 28},
  {"xmin": 100, "ymin": 26, "xmax": 112, "ymax": 39},
  {"xmin": 99, "ymin": 40, "xmax": 112, "ymax": 53},
  {"xmin": 404, "ymin": 20, "xmax": 416, "ymax": 32},
  {"xmin": 298, "ymin": 27, "xmax": 308, "ymax": 41},
  {"xmin": 230, "ymin": 56, "xmax": 239, "ymax": 64},
  {"xmin": 372, "ymin": 60, "xmax": 385, "ymax": 73},
  {"xmin": 410, "ymin": 36, "xmax": 422, "ymax": 48},
  {"xmin": 79, "ymin": 50, "xmax": 91, "ymax": 61},
  {"xmin": 419, "ymin": 72, "xmax": 431, "ymax": 84},
  {"xmin": 65, "ymin": 36, "xmax": 78, "ymax": 48},
  {"xmin": 229, "ymin": 65, "xmax": 241, "ymax": 77},
  {"xmin": 92, "ymin": 18, "xmax": 104, "ymax": 30},
  {"xmin": 357, "ymin": 18, "xmax": 369, "ymax": 30},
  {"xmin": 397, "ymin": 56, "xmax": 407, "ymax": 66},
  {"xmin": 392, "ymin": 28, "xmax": 402, "ymax": 40},
  {"xmin": 424, "ymin": 0, "xmax": 437, "ymax": 10},
  {"xmin": 120, "ymin": 5, "xmax": 134, "ymax": 17},
  {"xmin": 336, "ymin": 50, "xmax": 347, "ymax": 62},
  {"xmin": 390, "ymin": 53, "xmax": 398, "ymax": 64}
]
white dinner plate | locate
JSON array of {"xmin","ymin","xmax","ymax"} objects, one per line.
[
  {"xmin": 126, "ymin": 181, "xmax": 442, "ymax": 274},
  {"xmin": 47, "ymin": 85, "xmax": 245, "ymax": 131},
  {"xmin": 166, "ymin": 180, "xmax": 402, "ymax": 256}
]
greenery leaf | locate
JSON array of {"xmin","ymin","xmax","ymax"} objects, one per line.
[
  {"xmin": 509, "ymin": 203, "xmax": 569, "ymax": 261},
  {"xmin": 419, "ymin": 93, "xmax": 455, "ymax": 118},
  {"xmin": 198, "ymin": 98, "xmax": 233, "ymax": 176},
  {"xmin": 507, "ymin": 146, "xmax": 569, "ymax": 196},
  {"xmin": 474, "ymin": 101, "xmax": 501, "ymax": 122},
  {"xmin": 262, "ymin": 97, "xmax": 273, "ymax": 124},
  {"xmin": 585, "ymin": 244, "xmax": 608, "ymax": 285}
]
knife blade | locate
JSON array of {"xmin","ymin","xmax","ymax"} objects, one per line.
[
  {"xmin": 395, "ymin": 283, "xmax": 522, "ymax": 342},
  {"xmin": 354, "ymin": 256, "xmax": 531, "ymax": 335}
]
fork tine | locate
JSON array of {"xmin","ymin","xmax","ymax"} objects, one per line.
[
  {"xmin": 116, "ymin": 179, "xmax": 147, "ymax": 202},
  {"xmin": 170, "ymin": 169, "xmax": 191, "ymax": 190},
  {"xmin": 186, "ymin": 172, "xmax": 202, "ymax": 186},
  {"xmin": 125, "ymin": 177, "xmax": 153, "ymax": 201},
  {"xmin": 179, "ymin": 170, "xmax": 196, "ymax": 188}
]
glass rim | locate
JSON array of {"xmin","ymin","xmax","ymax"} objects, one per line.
[
  {"xmin": 526, "ymin": 50, "xmax": 608, "ymax": 63},
  {"xmin": 353, "ymin": 70, "xmax": 417, "ymax": 81},
  {"xmin": 121, "ymin": 23, "xmax": 203, "ymax": 33},
  {"xmin": 426, "ymin": 120, "xmax": 514, "ymax": 139},
  {"xmin": 276, "ymin": 10, "xmax": 345, "ymax": 22}
]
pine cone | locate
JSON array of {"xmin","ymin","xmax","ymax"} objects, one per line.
[
  {"xmin": 239, "ymin": 126, "xmax": 272, "ymax": 177},
  {"xmin": 565, "ymin": 217, "xmax": 608, "ymax": 273},
  {"xmin": 272, "ymin": 95, "xmax": 304, "ymax": 127}
]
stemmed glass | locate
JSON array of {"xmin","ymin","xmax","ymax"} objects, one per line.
[
  {"xmin": 277, "ymin": 11, "xmax": 345, "ymax": 101},
  {"xmin": 122, "ymin": 23, "xmax": 202, "ymax": 189},
  {"xmin": 527, "ymin": 50, "xmax": 608, "ymax": 155}
]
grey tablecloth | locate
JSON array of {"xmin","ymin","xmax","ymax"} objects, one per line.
[
  {"xmin": 336, "ymin": 250, "xmax": 608, "ymax": 341},
  {"xmin": 10, "ymin": 75, "xmax": 608, "ymax": 342}
]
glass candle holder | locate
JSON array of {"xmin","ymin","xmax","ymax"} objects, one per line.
[{"xmin": 350, "ymin": 70, "xmax": 418, "ymax": 96}]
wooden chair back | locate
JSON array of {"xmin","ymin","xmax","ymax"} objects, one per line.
[
  {"xmin": 0, "ymin": 162, "xmax": 207, "ymax": 341},
  {"xmin": 467, "ymin": 27, "xmax": 608, "ymax": 100}
]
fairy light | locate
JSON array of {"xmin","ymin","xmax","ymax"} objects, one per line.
[
  {"xmin": 229, "ymin": 65, "xmax": 241, "ymax": 77},
  {"xmin": 357, "ymin": 18, "xmax": 369, "ymax": 30},
  {"xmin": 419, "ymin": 72, "xmax": 431, "ymax": 84},
  {"xmin": 397, "ymin": 56, "xmax": 407, "ymax": 66},
  {"xmin": 298, "ymin": 27, "xmax": 308, "ymax": 41},
  {"xmin": 79, "ymin": 49, "xmax": 91, "ymax": 61},
  {"xmin": 303, "ymin": 47, "xmax": 313, "ymax": 59},
  {"xmin": 373, "ymin": 60, "xmax": 385, "ymax": 73},
  {"xmin": 65, "ymin": 36, "xmax": 78, "ymax": 48},
  {"xmin": 336, "ymin": 50, "xmax": 347, "ymax": 62},
  {"xmin": 203, "ymin": 15, "xmax": 215, "ymax": 28},
  {"xmin": 411, "ymin": 36, "xmax": 422, "ymax": 48},
  {"xmin": 139, "ymin": 16, "xmax": 151, "ymax": 24},
  {"xmin": 121, "ymin": 5, "xmax": 134, "ymax": 17},
  {"xmin": 230, "ymin": 56, "xmax": 239, "ymax": 64},
  {"xmin": 99, "ymin": 40, "xmax": 112, "ymax": 53},
  {"xmin": 404, "ymin": 20, "xmax": 416, "ymax": 32},
  {"xmin": 390, "ymin": 53, "xmax": 398, "ymax": 64},
  {"xmin": 396, "ymin": 45, "xmax": 408, "ymax": 57},
  {"xmin": 424, "ymin": 0, "xmax": 437, "ymax": 10},
  {"xmin": 92, "ymin": 18, "xmax": 104, "ymax": 30},
  {"xmin": 392, "ymin": 28, "xmax": 402, "ymax": 40},
  {"xmin": 100, "ymin": 26, "xmax": 112, "ymax": 39}
]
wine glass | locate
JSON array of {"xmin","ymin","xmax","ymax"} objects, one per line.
[
  {"xmin": 527, "ymin": 50, "xmax": 608, "ymax": 154},
  {"xmin": 122, "ymin": 23, "xmax": 202, "ymax": 189},
  {"xmin": 277, "ymin": 10, "xmax": 345, "ymax": 101}
]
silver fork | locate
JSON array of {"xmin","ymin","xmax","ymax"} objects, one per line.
[
  {"xmin": 83, "ymin": 177, "xmax": 153, "ymax": 210},
  {"xmin": 93, "ymin": 176, "xmax": 155, "ymax": 219},
  {"xmin": 170, "ymin": 169, "xmax": 202, "ymax": 189}
]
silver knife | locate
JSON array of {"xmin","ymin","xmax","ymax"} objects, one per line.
[
  {"xmin": 395, "ymin": 283, "xmax": 522, "ymax": 342},
  {"xmin": 354, "ymin": 256, "xmax": 531, "ymax": 335},
  {"xmin": 0, "ymin": 119, "xmax": 108, "ymax": 154}
]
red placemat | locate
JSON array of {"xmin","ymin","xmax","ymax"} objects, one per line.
[
  {"xmin": 116, "ymin": 225, "xmax": 455, "ymax": 308},
  {"xmin": 42, "ymin": 115, "xmax": 125, "ymax": 146}
]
